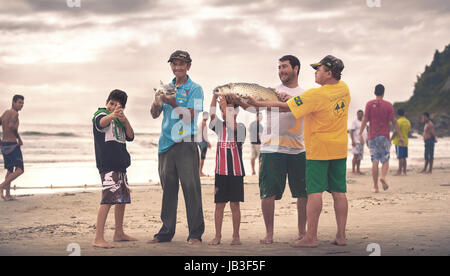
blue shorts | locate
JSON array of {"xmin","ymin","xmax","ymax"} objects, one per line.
[
  {"xmin": 425, "ymin": 139, "xmax": 435, "ymax": 161},
  {"xmin": 1, "ymin": 142, "xmax": 24, "ymax": 173},
  {"xmin": 369, "ymin": 136, "xmax": 391, "ymax": 164},
  {"xmin": 395, "ymin": 146, "xmax": 408, "ymax": 159}
]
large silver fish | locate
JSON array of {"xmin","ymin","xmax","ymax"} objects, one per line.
[
  {"xmin": 213, "ymin": 83, "xmax": 280, "ymax": 102},
  {"xmin": 153, "ymin": 80, "xmax": 177, "ymax": 97}
]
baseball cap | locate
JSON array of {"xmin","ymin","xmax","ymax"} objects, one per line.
[
  {"xmin": 310, "ymin": 55, "xmax": 344, "ymax": 73},
  {"xmin": 168, "ymin": 50, "xmax": 192, "ymax": 63}
]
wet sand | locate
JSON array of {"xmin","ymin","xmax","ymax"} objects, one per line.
[{"xmin": 1, "ymin": 167, "xmax": 450, "ymax": 256}]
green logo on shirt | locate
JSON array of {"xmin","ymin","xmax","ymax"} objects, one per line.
[{"xmin": 294, "ymin": 96, "xmax": 303, "ymax": 106}]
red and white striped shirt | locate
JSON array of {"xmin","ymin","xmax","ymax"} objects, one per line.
[{"xmin": 210, "ymin": 119, "xmax": 246, "ymax": 176}]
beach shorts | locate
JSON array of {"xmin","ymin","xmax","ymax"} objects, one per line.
[
  {"xmin": 214, "ymin": 174, "xmax": 244, "ymax": 203},
  {"xmin": 352, "ymin": 143, "xmax": 364, "ymax": 161},
  {"xmin": 306, "ymin": 158, "xmax": 347, "ymax": 194},
  {"xmin": 259, "ymin": 152, "xmax": 307, "ymax": 200},
  {"xmin": 198, "ymin": 142, "xmax": 208, "ymax": 160},
  {"xmin": 395, "ymin": 146, "xmax": 408, "ymax": 159},
  {"xmin": 100, "ymin": 171, "xmax": 131, "ymax": 205},
  {"xmin": 369, "ymin": 136, "xmax": 391, "ymax": 163},
  {"xmin": 251, "ymin": 144, "xmax": 261, "ymax": 159},
  {"xmin": 425, "ymin": 139, "xmax": 435, "ymax": 161},
  {"xmin": 1, "ymin": 142, "xmax": 24, "ymax": 173}
]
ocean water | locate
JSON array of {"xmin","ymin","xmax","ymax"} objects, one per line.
[{"xmin": 1, "ymin": 123, "xmax": 450, "ymax": 195}]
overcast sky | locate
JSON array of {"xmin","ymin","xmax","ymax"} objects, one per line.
[{"xmin": 0, "ymin": 0, "xmax": 449, "ymax": 129}]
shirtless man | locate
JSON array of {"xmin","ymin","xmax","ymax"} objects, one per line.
[
  {"xmin": 421, "ymin": 112, "xmax": 437, "ymax": 174},
  {"xmin": 0, "ymin": 95, "xmax": 25, "ymax": 201}
]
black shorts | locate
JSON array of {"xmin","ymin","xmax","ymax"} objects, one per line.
[
  {"xmin": 1, "ymin": 142, "xmax": 24, "ymax": 173},
  {"xmin": 214, "ymin": 174, "xmax": 244, "ymax": 203}
]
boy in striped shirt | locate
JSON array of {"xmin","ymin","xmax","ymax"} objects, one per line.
[{"xmin": 208, "ymin": 94, "xmax": 246, "ymax": 245}]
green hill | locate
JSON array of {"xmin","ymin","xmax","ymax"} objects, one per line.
[{"xmin": 394, "ymin": 43, "xmax": 450, "ymax": 137}]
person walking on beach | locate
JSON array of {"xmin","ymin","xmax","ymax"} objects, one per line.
[
  {"xmin": 92, "ymin": 89, "xmax": 137, "ymax": 248},
  {"xmin": 208, "ymin": 94, "xmax": 246, "ymax": 246},
  {"xmin": 358, "ymin": 84, "xmax": 404, "ymax": 193},
  {"xmin": 198, "ymin": 111, "xmax": 211, "ymax": 177},
  {"xmin": 392, "ymin": 109, "xmax": 410, "ymax": 176},
  {"xmin": 0, "ymin": 94, "xmax": 25, "ymax": 201},
  {"xmin": 350, "ymin": 110, "xmax": 367, "ymax": 175},
  {"xmin": 149, "ymin": 50, "xmax": 205, "ymax": 245},
  {"xmin": 249, "ymin": 112, "xmax": 263, "ymax": 175},
  {"xmin": 233, "ymin": 55, "xmax": 308, "ymax": 244},
  {"xmin": 421, "ymin": 112, "xmax": 437, "ymax": 174},
  {"xmin": 246, "ymin": 55, "xmax": 350, "ymax": 247}
]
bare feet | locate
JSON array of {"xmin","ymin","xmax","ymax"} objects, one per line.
[
  {"xmin": 231, "ymin": 237, "xmax": 241, "ymax": 246},
  {"xmin": 208, "ymin": 237, "xmax": 221, "ymax": 245},
  {"xmin": 380, "ymin": 178, "xmax": 389, "ymax": 191},
  {"xmin": 373, "ymin": 188, "xmax": 379, "ymax": 193},
  {"xmin": 200, "ymin": 172, "xmax": 208, "ymax": 177},
  {"xmin": 357, "ymin": 171, "xmax": 365, "ymax": 175},
  {"xmin": 259, "ymin": 237, "xmax": 273, "ymax": 244},
  {"xmin": 290, "ymin": 237, "xmax": 318, "ymax": 248},
  {"xmin": 394, "ymin": 172, "xmax": 402, "ymax": 176},
  {"xmin": 93, "ymin": 240, "xmax": 115, "ymax": 248},
  {"xmin": 3, "ymin": 195, "xmax": 16, "ymax": 201},
  {"xmin": 113, "ymin": 233, "xmax": 138, "ymax": 242},
  {"xmin": 147, "ymin": 237, "xmax": 161, "ymax": 244},
  {"xmin": 331, "ymin": 236, "xmax": 346, "ymax": 246},
  {"xmin": 188, "ymin": 238, "xmax": 202, "ymax": 245}
]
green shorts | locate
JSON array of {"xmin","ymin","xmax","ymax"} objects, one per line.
[
  {"xmin": 259, "ymin": 152, "xmax": 307, "ymax": 200},
  {"xmin": 306, "ymin": 158, "xmax": 347, "ymax": 194}
]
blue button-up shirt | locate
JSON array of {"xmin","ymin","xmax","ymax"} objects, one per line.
[{"xmin": 158, "ymin": 76, "xmax": 204, "ymax": 154}]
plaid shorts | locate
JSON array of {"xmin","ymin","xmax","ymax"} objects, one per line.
[{"xmin": 368, "ymin": 136, "xmax": 391, "ymax": 163}]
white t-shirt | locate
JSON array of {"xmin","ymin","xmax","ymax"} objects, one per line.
[
  {"xmin": 350, "ymin": 119, "xmax": 367, "ymax": 144},
  {"xmin": 260, "ymin": 84, "xmax": 305, "ymax": 154}
]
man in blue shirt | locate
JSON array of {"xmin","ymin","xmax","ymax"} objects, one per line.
[{"xmin": 150, "ymin": 50, "xmax": 205, "ymax": 245}]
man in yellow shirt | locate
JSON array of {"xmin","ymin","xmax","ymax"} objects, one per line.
[
  {"xmin": 247, "ymin": 55, "xmax": 350, "ymax": 247},
  {"xmin": 391, "ymin": 109, "xmax": 411, "ymax": 176}
]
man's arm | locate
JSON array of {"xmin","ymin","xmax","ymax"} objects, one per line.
[
  {"xmin": 350, "ymin": 129, "xmax": 356, "ymax": 146},
  {"xmin": 150, "ymin": 94, "xmax": 163, "ymax": 119},
  {"xmin": 431, "ymin": 123, "xmax": 438, "ymax": 142},
  {"xmin": 391, "ymin": 118, "xmax": 404, "ymax": 146},
  {"xmin": 358, "ymin": 117, "xmax": 368, "ymax": 144},
  {"xmin": 246, "ymin": 96, "xmax": 291, "ymax": 112}
]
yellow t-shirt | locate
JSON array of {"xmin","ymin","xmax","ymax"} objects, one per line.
[
  {"xmin": 393, "ymin": 116, "xmax": 411, "ymax": 147},
  {"xmin": 287, "ymin": 81, "xmax": 351, "ymax": 160}
]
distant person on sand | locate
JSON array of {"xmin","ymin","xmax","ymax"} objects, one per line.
[
  {"xmin": 149, "ymin": 50, "xmax": 205, "ymax": 245},
  {"xmin": 246, "ymin": 55, "xmax": 350, "ymax": 248},
  {"xmin": 392, "ymin": 109, "xmax": 411, "ymax": 176},
  {"xmin": 208, "ymin": 94, "xmax": 246, "ymax": 246},
  {"xmin": 350, "ymin": 110, "xmax": 367, "ymax": 175},
  {"xmin": 198, "ymin": 111, "xmax": 211, "ymax": 177},
  {"xmin": 92, "ymin": 89, "xmax": 137, "ymax": 248},
  {"xmin": 249, "ymin": 112, "xmax": 263, "ymax": 175},
  {"xmin": 358, "ymin": 84, "xmax": 404, "ymax": 193},
  {"xmin": 0, "ymin": 94, "xmax": 25, "ymax": 201},
  {"xmin": 421, "ymin": 112, "xmax": 437, "ymax": 174}
]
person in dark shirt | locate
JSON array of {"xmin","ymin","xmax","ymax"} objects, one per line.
[{"xmin": 92, "ymin": 89, "xmax": 136, "ymax": 248}]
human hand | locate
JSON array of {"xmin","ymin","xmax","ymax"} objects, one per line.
[
  {"xmin": 160, "ymin": 94, "xmax": 177, "ymax": 106},
  {"xmin": 277, "ymin": 92, "xmax": 292, "ymax": 102},
  {"xmin": 358, "ymin": 133, "xmax": 364, "ymax": 144}
]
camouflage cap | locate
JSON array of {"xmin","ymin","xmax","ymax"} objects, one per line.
[
  {"xmin": 310, "ymin": 55, "xmax": 344, "ymax": 73},
  {"xmin": 168, "ymin": 50, "xmax": 192, "ymax": 63}
]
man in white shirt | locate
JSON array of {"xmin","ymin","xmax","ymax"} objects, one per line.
[
  {"xmin": 227, "ymin": 55, "xmax": 307, "ymax": 244},
  {"xmin": 350, "ymin": 110, "xmax": 367, "ymax": 175}
]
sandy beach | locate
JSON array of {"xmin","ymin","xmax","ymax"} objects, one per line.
[{"xmin": 1, "ymin": 166, "xmax": 450, "ymax": 256}]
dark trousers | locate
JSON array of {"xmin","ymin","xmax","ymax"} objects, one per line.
[{"xmin": 155, "ymin": 142, "xmax": 205, "ymax": 242}]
